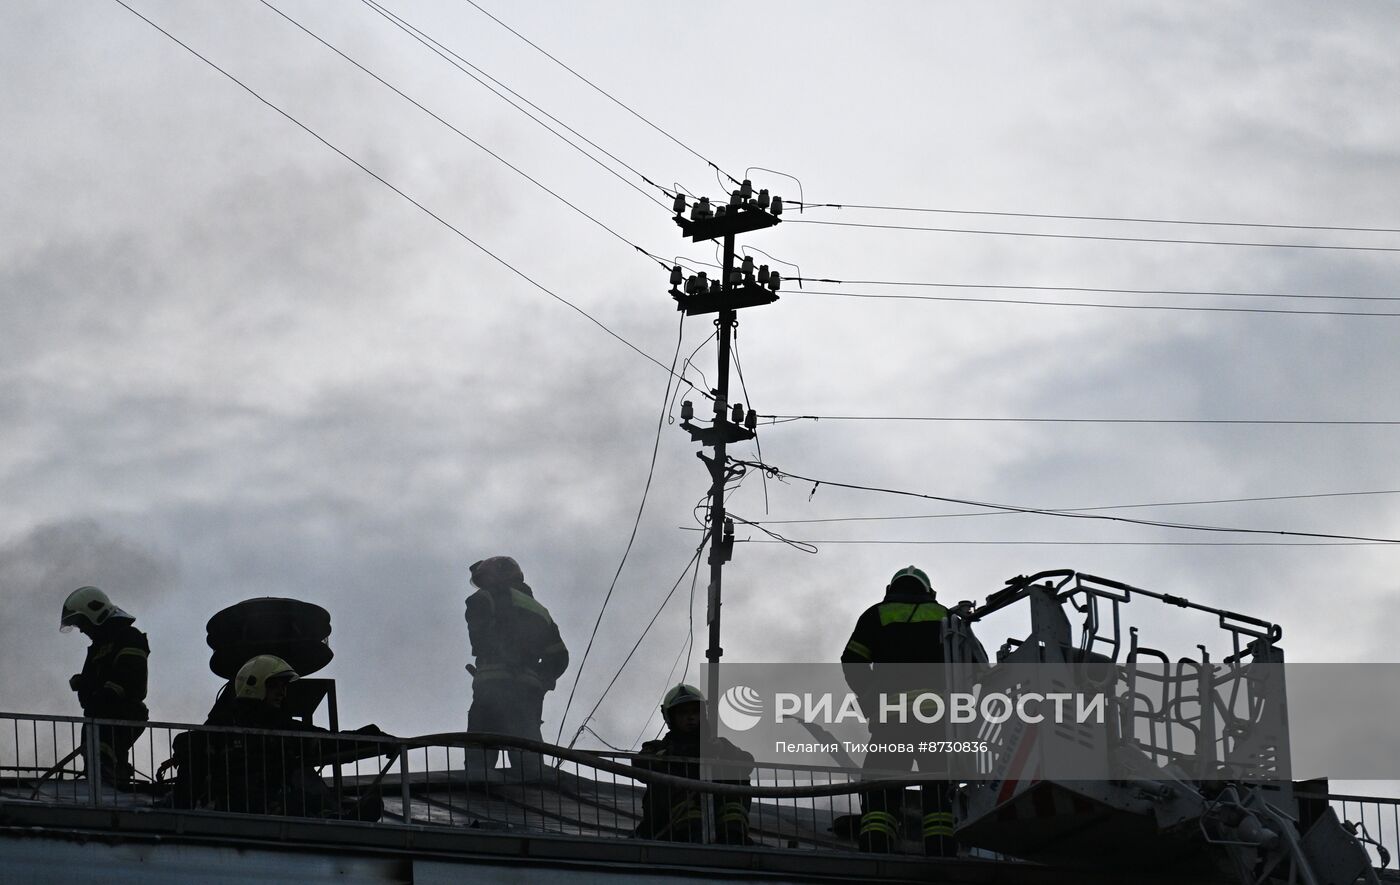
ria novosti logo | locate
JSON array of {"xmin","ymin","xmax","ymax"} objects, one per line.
[
  {"xmin": 718, "ymin": 685, "xmax": 764, "ymax": 731},
  {"xmin": 718, "ymin": 685, "xmax": 1108, "ymax": 731}
]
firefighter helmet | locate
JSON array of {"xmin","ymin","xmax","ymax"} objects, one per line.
[
  {"xmin": 887, "ymin": 565, "xmax": 933, "ymax": 596},
  {"xmin": 469, "ymin": 555, "xmax": 524, "ymax": 589},
  {"xmin": 234, "ymin": 654, "xmax": 300, "ymax": 701},
  {"xmin": 661, "ymin": 683, "xmax": 705, "ymax": 724},
  {"xmin": 60, "ymin": 586, "xmax": 133, "ymax": 632}
]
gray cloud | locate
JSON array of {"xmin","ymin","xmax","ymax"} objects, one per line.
[
  {"xmin": 0, "ymin": 519, "xmax": 178, "ymax": 714},
  {"xmin": 1, "ymin": 0, "xmax": 1398, "ymax": 765}
]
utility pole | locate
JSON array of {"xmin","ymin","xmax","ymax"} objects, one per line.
[{"xmin": 668, "ymin": 181, "xmax": 784, "ymax": 738}]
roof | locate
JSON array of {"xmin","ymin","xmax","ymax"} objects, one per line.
[{"xmin": 3, "ymin": 767, "xmax": 1206, "ymax": 884}]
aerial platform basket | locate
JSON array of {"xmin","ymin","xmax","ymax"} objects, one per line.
[{"xmin": 945, "ymin": 570, "xmax": 1375, "ymax": 882}]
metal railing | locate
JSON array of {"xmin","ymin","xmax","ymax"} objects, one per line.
[
  {"xmin": 0, "ymin": 711, "xmax": 928, "ymax": 855},
  {"xmin": 1300, "ymin": 792, "xmax": 1398, "ymax": 873},
  {"xmin": 4, "ymin": 710, "xmax": 1392, "ymax": 871}
]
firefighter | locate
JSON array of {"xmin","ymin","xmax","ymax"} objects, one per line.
[
  {"xmin": 841, "ymin": 565, "xmax": 956, "ymax": 857},
  {"xmin": 633, "ymin": 684, "xmax": 754, "ymax": 844},
  {"xmin": 464, "ymin": 556, "xmax": 568, "ymax": 767},
  {"xmin": 61, "ymin": 586, "xmax": 150, "ymax": 789},
  {"xmin": 202, "ymin": 654, "xmax": 321, "ymax": 815},
  {"xmin": 202, "ymin": 655, "xmax": 382, "ymax": 819}
]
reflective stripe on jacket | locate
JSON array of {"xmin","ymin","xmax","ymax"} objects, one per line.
[
  {"xmin": 78, "ymin": 621, "xmax": 149, "ymax": 718},
  {"xmin": 466, "ymin": 583, "xmax": 569, "ymax": 689},
  {"xmin": 841, "ymin": 593, "xmax": 948, "ymax": 665},
  {"xmin": 632, "ymin": 732, "xmax": 754, "ymax": 841}
]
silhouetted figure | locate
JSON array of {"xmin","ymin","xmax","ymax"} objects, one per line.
[
  {"xmin": 633, "ymin": 684, "xmax": 754, "ymax": 845},
  {"xmin": 842, "ymin": 565, "xmax": 956, "ymax": 857},
  {"xmin": 202, "ymin": 655, "xmax": 382, "ymax": 819},
  {"xmin": 465, "ymin": 556, "xmax": 568, "ymax": 767},
  {"xmin": 61, "ymin": 586, "xmax": 149, "ymax": 789}
]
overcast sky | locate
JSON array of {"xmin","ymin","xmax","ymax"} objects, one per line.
[{"xmin": 3, "ymin": 1, "xmax": 1400, "ymax": 770}]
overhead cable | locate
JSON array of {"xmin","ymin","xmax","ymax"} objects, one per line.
[
  {"xmin": 631, "ymin": 554, "xmax": 705, "ymax": 750},
  {"xmin": 578, "ymin": 725, "xmax": 628, "ymax": 753},
  {"xmin": 794, "ymin": 288, "xmax": 1400, "ymax": 318},
  {"xmin": 566, "ymin": 540, "xmax": 708, "ymax": 751},
  {"xmin": 728, "ymin": 514, "xmax": 818, "ymax": 554},
  {"xmin": 357, "ymin": 0, "xmax": 670, "ymax": 211},
  {"xmin": 729, "ymin": 458, "xmax": 1400, "ymax": 544},
  {"xmin": 748, "ymin": 488, "xmax": 1400, "ymax": 525},
  {"xmin": 460, "ymin": 0, "xmax": 741, "ymax": 186},
  {"xmin": 113, "ymin": 0, "xmax": 700, "ymax": 394},
  {"xmin": 633, "ymin": 640, "xmax": 686, "ymax": 750},
  {"xmin": 730, "ymin": 328, "xmax": 770, "ymax": 513},
  {"xmin": 666, "ymin": 328, "xmax": 715, "ymax": 424},
  {"xmin": 787, "ymin": 201, "xmax": 1400, "ymax": 235},
  {"xmin": 785, "ymin": 218, "xmax": 1400, "ymax": 254},
  {"xmin": 556, "ymin": 313, "xmax": 687, "ymax": 745},
  {"xmin": 258, "ymin": 0, "xmax": 672, "ymax": 263},
  {"xmin": 678, "ymin": 329, "xmax": 718, "ymax": 400},
  {"xmin": 761, "ymin": 414, "xmax": 1400, "ymax": 427},
  {"xmin": 742, "ymin": 539, "xmax": 1387, "ymax": 547},
  {"xmin": 788, "ymin": 277, "xmax": 1400, "ymax": 305}
]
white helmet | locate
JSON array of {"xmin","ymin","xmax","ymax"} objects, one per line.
[
  {"xmin": 60, "ymin": 586, "xmax": 133, "ymax": 632},
  {"xmin": 661, "ymin": 683, "xmax": 706, "ymax": 726},
  {"xmin": 234, "ymin": 654, "xmax": 300, "ymax": 701}
]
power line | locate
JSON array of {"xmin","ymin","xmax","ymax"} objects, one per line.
[
  {"xmin": 794, "ymin": 288, "xmax": 1400, "ymax": 318},
  {"xmin": 567, "ymin": 540, "xmax": 708, "ymax": 751},
  {"xmin": 788, "ymin": 201, "xmax": 1400, "ymax": 235},
  {"xmin": 683, "ymin": 544, "xmax": 701, "ymax": 681},
  {"xmin": 788, "ymin": 277, "xmax": 1400, "ymax": 305},
  {"xmin": 727, "ymin": 514, "xmax": 819, "ymax": 554},
  {"xmin": 630, "ymin": 553, "xmax": 704, "ymax": 751},
  {"xmin": 631, "ymin": 643, "xmax": 682, "ymax": 750},
  {"xmin": 357, "ymin": 0, "xmax": 670, "ymax": 212},
  {"xmin": 746, "ymin": 488, "xmax": 1400, "ymax": 525},
  {"xmin": 729, "ymin": 458, "xmax": 1400, "ymax": 544},
  {"xmin": 784, "ymin": 218, "xmax": 1400, "ymax": 254},
  {"xmin": 258, "ymin": 0, "xmax": 670, "ymax": 263},
  {"xmin": 460, "ymin": 0, "xmax": 741, "ymax": 186},
  {"xmin": 730, "ymin": 327, "xmax": 769, "ymax": 513},
  {"xmin": 762, "ymin": 414, "xmax": 1400, "ymax": 427},
  {"xmin": 112, "ymin": 0, "xmax": 700, "ymax": 392},
  {"xmin": 742, "ymin": 538, "xmax": 1386, "ymax": 547},
  {"xmin": 578, "ymin": 724, "xmax": 629, "ymax": 753},
  {"xmin": 556, "ymin": 313, "xmax": 687, "ymax": 745},
  {"xmin": 666, "ymin": 328, "xmax": 715, "ymax": 424},
  {"xmin": 678, "ymin": 329, "xmax": 717, "ymax": 399}
]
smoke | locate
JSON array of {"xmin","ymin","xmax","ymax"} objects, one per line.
[{"xmin": 0, "ymin": 519, "xmax": 178, "ymax": 714}]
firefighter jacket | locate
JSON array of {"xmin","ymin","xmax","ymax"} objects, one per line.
[
  {"xmin": 633, "ymin": 730, "xmax": 754, "ymax": 843},
  {"xmin": 74, "ymin": 620, "xmax": 149, "ymax": 720},
  {"xmin": 466, "ymin": 583, "xmax": 569, "ymax": 693},
  {"xmin": 202, "ymin": 698, "xmax": 331, "ymax": 815},
  {"xmin": 841, "ymin": 588, "xmax": 948, "ymax": 702}
]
